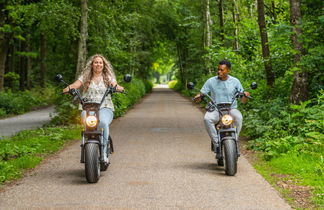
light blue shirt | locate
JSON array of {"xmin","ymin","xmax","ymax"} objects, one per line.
[{"xmin": 200, "ymin": 75, "xmax": 244, "ymax": 109}]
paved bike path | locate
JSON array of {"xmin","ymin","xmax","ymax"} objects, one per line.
[
  {"xmin": 0, "ymin": 87, "xmax": 291, "ymax": 209},
  {"xmin": 0, "ymin": 106, "xmax": 55, "ymax": 138}
]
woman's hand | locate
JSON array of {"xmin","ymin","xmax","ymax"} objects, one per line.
[
  {"xmin": 111, "ymin": 81, "xmax": 124, "ymax": 92},
  {"xmin": 116, "ymin": 85, "xmax": 124, "ymax": 92},
  {"xmin": 63, "ymin": 86, "xmax": 70, "ymax": 94},
  {"xmin": 63, "ymin": 80, "xmax": 82, "ymax": 93}
]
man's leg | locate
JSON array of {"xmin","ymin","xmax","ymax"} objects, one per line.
[
  {"xmin": 204, "ymin": 110, "xmax": 220, "ymax": 145},
  {"xmin": 230, "ymin": 109, "xmax": 243, "ymax": 138}
]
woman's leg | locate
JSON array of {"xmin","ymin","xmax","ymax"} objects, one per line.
[{"xmin": 99, "ymin": 108, "xmax": 114, "ymax": 161}]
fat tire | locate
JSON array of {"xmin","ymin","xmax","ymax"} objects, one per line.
[
  {"xmin": 85, "ymin": 143, "xmax": 100, "ymax": 183},
  {"xmin": 223, "ymin": 140, "xmax": 237, "ymax": 176}
]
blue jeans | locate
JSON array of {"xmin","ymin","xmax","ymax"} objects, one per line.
[{"xmin": 81, "ymin": 108, "xmax": 114, "ymax": 154}]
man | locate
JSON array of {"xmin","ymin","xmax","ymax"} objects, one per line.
[{"xmin": 194, "ymin": 60, "xmax": 250, "ymax": 154}]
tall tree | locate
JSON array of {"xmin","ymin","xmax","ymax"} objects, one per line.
[
  {"xmin": 40, "ymin": 33, "xmax": 46, "ymax": 88},
  {"xmin": 289, "ymin": 0, "xmax": 307, "ymax": 104},
  {"xmin": 204, "ymin": 0, "xmax": 212, "ymax": 74},
  {"xmin": 257, "ymin": 0, "xmax": 275, "ymax": 87},
  {"xmin": 204, "ymin": 0, "xmax": 212, "ymax": 48},
  {"xmin": 0, "ymin": 3, "xmax": 10, "ymax": 91},
  {"xmin": 219, "ymin": 0, "xmax": 225, "ymax": 42},
  {"xmin": 76, "ymin": 0, "xmax": 88, "ymax": 78},
  {"xmin": 232, "ymin": 0, "xmax": 239, "ymax": 50}
]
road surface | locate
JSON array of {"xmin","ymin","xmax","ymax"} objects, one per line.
[
  {"xmin": 0, "ymin": 86, "xmax": 291, "ymax": 209},
  {"xmin": 0, "ymin": 106, "xmax": 55, "ymax": 138}
]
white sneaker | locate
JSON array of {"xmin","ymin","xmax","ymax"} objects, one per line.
[{"xmin": 103, "ymin": 155, "xmax": 109, "ymax": 164}]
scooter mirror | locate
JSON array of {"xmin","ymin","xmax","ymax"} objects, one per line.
[
  {"xmin": 187, "ymin": 82, "xmax": 195, "ymax": 90},
  {"xmin": 123, "ymin": 74, "xmax": 132, "ymax": 83},
  {"xmin": 55, "ymin": 74, "xmax": 64, "ymax": 83},
  {"xmin": 250, "ymin": 82, "xmax": 258, "ymax": 90}
]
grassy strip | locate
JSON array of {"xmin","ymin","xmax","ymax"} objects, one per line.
[
  {"xmin": 0, "ymin": 126, "xmax": 80, "ymax": 185},
  {"xmin": 249, "ymin": 151, "xmax": 323, "ymax": 209},
  {"xmin": 242, "ymin": 141, "xmax": 323, "ymax": 208}
]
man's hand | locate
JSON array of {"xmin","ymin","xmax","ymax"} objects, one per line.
[
  {"xmin": 193, "ymin": 93, "xmax": 202, "ymax": 103},
  {"xmin": 241, "ymin": 91, "xmax": 250, "ymax": 104}
]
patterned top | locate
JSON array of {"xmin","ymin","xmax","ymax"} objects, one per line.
[{"xmin": 78, "ymin": 75, "xmax": 116, "ymax": 111}]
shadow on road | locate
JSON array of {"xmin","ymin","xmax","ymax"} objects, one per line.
[
  {"xmin": 62, "ymin": 169, "xmax": 88, "ymax": 185},
  {"xmin": 177, "ymin": 162, "xmax": 227, "ymax": 176}
]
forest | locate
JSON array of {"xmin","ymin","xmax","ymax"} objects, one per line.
[{"xmin": 0, "ymin": 0, "xmax": 323, "ymax": 208}]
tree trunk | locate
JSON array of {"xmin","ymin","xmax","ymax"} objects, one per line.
[
  {"xmin": 0, "ymin": 37, "xmax": 9, "ymax": 92},
  {"xmin": 40, "ymin": 33, "xmax": 46, "ymax": 88},
  {"xmin": 76, "ymin": 0, "xmax": 88, "ymax": 78},
  {"xmin": 257, "ymin": 0, "xmax": 275, "ymax": 87},
  {"xmin": 19, "ymin": 39, "xmax": 28, "ymax": 90},
  {"xmin": 232, "ymin": 0, "xmax": 239, "ymax": 51},
  {"xmin": 0, "ymin": 4, "xmax": 9, "ymax": 91},
  {"xmin": 289, "ymin": 0, "xmax": 307, "ymax": 104},
  {"xmin": 176, "ymin": 43, "xmax": 185, "ymax": 85},
  {"xmin": 26, "ymin": 36, "xmax": 32, "ymax": 89},
  {"xmin": 219, "ymin": 0, "xmax": 225, "ymax": 42},
  {"xmin": 203, "ymin": 0, "xmax": 212, "ymax": 74},
  {"xmin": 205, "ymin": 0, "xmax": 212, "ymax": 48}
]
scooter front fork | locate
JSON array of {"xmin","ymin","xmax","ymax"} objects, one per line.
[{"xmin": 80, "ymin": 132, "xmax": 85, "ymax": 163}]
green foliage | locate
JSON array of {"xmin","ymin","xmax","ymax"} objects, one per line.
[
  {"xmin": 168, "ymin": 80, "xmax": 178, "ymax": 89},
  {"xmin": 0, "ymin": 87, "xmax": 55, "ymax": 118},
  {"xmin": 112, "ymin": 78, "xmax": 148, "ymax": 118},
  {"xmin": 245, "ymin": 91, "xmax": 324, "ymax": 161},
  {"xmin": 0, "ymin": 126, "xmax": 80, "ymax": 184},
  {"xmin": 4, "ymin": 72, "xmax": 20, "ymax": 90}
]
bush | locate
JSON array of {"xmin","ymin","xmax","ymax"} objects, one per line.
[
  {"xmin": 245, "ymin": 90, "xmax": 324, "ymax": 160},
  {"xmin": 0, "ymin": 87, "xmax": 55, "ymax": 118}
]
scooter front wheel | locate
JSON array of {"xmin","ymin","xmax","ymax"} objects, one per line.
[
  {"xmin": 84, "ymin": 143, "xmax": 100, "ymax": 183},
  {"xmin": 223, "ymin": 139, "xmax": 237, "ymax": 176}
]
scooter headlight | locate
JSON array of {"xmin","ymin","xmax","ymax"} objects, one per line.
[
  {"xmin": 86, "ymin": 115, "xmax": 98, "ymax": 127},
  {"xmin": 221, "ymin": 114, "xmax": 233, "ymax": 126}
]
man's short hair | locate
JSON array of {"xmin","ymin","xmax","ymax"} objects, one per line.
[{"xmin": 219, "ymin": 60, "xmax": 231, "ymax": 69}]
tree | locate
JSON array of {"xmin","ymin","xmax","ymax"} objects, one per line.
[
  {"xmin": 289, "ymin": 0, "xmax": 307, "ymax": 104},
  {"xmin": 218, "ymin": 0, "xmax": 225, "ymax": 42},
  {"xmin": 0, "ymin": 3, "xmax": 10, "ymax": 91},
  {"xmin": 232, "ymin": 0, "xmax": 239, "ymax": 50},
  {"xmin": 76, "ymin": 0, "xmax": 88, "ymax": 78},
  {"xmin": 257, "ymin": 0, "xmax": 275, "ymax": 87},
  {"xmin": 40, "ymin": 33, "xmax": 46, "ymax": 87},
  {"xmin": 203, "ymin": 0, "xmax": 212, "ymax": 74}
]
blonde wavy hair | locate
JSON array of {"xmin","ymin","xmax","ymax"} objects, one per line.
[{"xmin": 80, "ymin": 54, "xmax": 116, "ymax": 92}]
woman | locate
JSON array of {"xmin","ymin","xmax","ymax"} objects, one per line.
[{"xmin": 63, "ymin": 54, "xmax": 124, "ymax": 163}]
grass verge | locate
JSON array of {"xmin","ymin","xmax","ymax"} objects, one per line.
[
  {"xmin": 0, "ymin": 125, "xmax": 80, "ymax": 185},
  {"xmin": 241, "ymin": 140, "xmax": 323, "ymax": 209}
]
